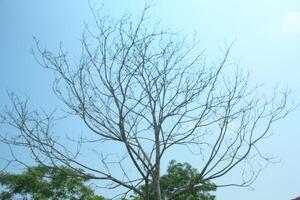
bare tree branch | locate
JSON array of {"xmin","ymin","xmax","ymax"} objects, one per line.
[{"xmin": 0, "ymin": 4, "xmax": 295, "ymax": 200}]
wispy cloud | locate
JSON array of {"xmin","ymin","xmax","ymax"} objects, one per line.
[{"xmin": 281, "ymin": 11, "xmax": 300, "ymax": 34}]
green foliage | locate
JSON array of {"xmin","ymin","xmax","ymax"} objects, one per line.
[
  {"xmin": 0, "ymin": 162, "xmax": 215, "ymax": 200},
  {"xmin": 131, "ymin": 160, "xmax": 216, "ymax": 200},
  {"xmin": 0, "ymin": 165, "xmax": 106, "ymax": 200}
]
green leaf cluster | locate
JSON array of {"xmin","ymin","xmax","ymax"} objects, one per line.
[
  {"xmin": 0, "ymin": 165, "xmax": 105, "ymax": 200},
  {"xmin": 131, "ymin": 160, "xmax": 216, "ymax": 200}
]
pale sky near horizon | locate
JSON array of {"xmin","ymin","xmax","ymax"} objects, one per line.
[{"xmin": 1, "ymin": 1, "xmax": 300, "ymax": 199}]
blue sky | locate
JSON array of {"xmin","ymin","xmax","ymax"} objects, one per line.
[{"xmin": 0, "ymin": 0, "xmax": 300, "ymax": 199}]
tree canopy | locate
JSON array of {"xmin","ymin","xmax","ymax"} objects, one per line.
[
  {"xmin": 0, "ymin": 3, "xmax": 293, "ymax": 200},
  {"xmin": 131, "ymin": 160, "xmax": 216, "ymax": 200},
  {"xmin": 0, "ymin": 165, "xmax": 105, "ymax": 200}
]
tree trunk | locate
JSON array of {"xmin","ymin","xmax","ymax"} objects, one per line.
[
  {"xmin": 144, "ymin": 180, "xmax": 149, "ymax": 200},
  {"xmin": 153, "ymin": 170, "xmax": 161, "ymax": 200},
  {"xmin": 153, "ymin": 126, "xmax": 161, "ymax": 200}
]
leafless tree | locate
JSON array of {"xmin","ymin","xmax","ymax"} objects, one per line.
[{"xmin": 0, "ymin": 4, "xmax": 294, "ymax": 200}]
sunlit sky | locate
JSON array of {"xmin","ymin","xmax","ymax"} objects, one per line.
[{"xmin": 1, "ymin": 1, "xmax": 300, "ymax": 199}]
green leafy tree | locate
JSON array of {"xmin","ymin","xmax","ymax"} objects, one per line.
[
  {"xmin": 130, "ymin": 160, "xmax": 216, "ymax": 200},
  {"xmin": 0, "ymin": 165, "xmax": 106, "ymax": 200}
]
